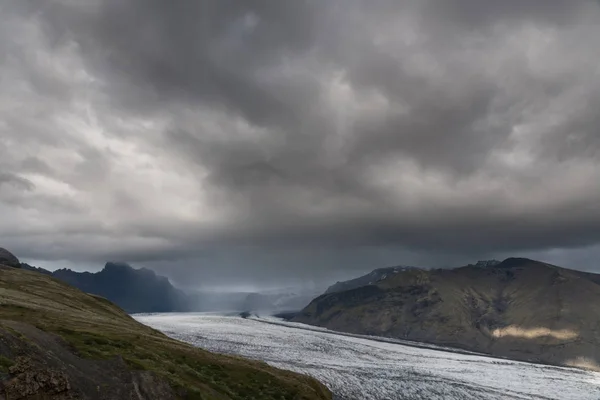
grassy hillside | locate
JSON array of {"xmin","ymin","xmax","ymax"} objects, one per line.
[
  {"xmin": 0, "ymin": 264, "xmax": 332, "ymax": 399},
  {"xmin": 294, "ymin": 258, "xmax": 600, "ymax": 371}
]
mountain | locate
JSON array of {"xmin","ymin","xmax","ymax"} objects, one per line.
[
  {"xmin": 325, "ymin": 266, "xmax": 419, "ymax": 294},
  {"xmin": 20, "ymin": 258, "xmax": 191, "ymax": 313},
  {"xmin": 293, "ymin": 258, "xmax": 600, "ymax": 371},
  {"xmin": 0, "ymin": 248, "xmax": 20, "ymax": 268},
  {"xmin": 187, "ymin": 288, "xmax": 320, "ymax": 314},
  {"xmin": 0, "ymin": 257, "xmax": 331, "ymax": 399},
  {"xmin": 51, "ymin": 262, "xmax": 190, "ymax": 313},
  {"xmin": 240, "ymin": 291, "xmax": 319, "ymax": 313},
  {"xmin": 19, "ymin": 262, "xmax": 53, "ymax": 275}
]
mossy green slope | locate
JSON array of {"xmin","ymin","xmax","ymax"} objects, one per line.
[{"xmin": 0, "ymin": 265, "xmax": 332, "ymax": 400}]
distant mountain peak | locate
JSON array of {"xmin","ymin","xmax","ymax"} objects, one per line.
[
  {"xmin": 0, "ymin": 247, "xmax": 20, "ymax": 268},
  {"xmin": 103, "ymin": 262, "xmax": 161, "ymax": 280},
  {"xmin": 467, "ymin": 258, "xmax": 546, "ymax": 269},
  {"xmin": 49, "ymin": 262, "xmax": 189, "ymax": 313},
  {"xmin": 497, "ymin": 257, "xmax": 539, "ymax": 268},
  {"xmin": 325, "ymin": 265, "xmax": 419, "ymax": 294},
  {"xmin": 471, "ymin": 260, "xmax": 502, "ymax": 268},
  {"xmin": 104, "ymin": 261, "xmax": 134, "ymax": 271}
]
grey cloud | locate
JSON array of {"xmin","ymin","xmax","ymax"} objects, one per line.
[
  {"xmin": 1, "ymin": 0, "xmax": 600, "ymax": 287},
  {"xmin": 420, "ymin": 0, "xmax": 587, "ymax": 27},
  {"xmin": 0, "ymin": 173, "xmax": 35, "ymax": 192},
  {"xmin": 38, "ymin": 0, "xmax": 320, "ymax": 123}
]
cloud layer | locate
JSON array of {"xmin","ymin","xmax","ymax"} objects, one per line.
[{"xmin": 1, "ymin": 0, "xmax": 600, "ymax": 285}]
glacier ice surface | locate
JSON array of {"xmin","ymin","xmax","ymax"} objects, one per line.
[{"xmin": 135, "ymin": 313, "xmax": 600, "ymax": 400}]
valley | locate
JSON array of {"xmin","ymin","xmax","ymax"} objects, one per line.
[{"xmin": 136, "ymin": 313, "xmax": 600, "ymax": 400}]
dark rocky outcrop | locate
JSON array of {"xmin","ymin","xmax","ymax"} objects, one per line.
[
  {"xmin": 295, "ymin": 258, "xmax": 600, "ymax": 371},
  {"xmin": 2, "ymin": 356, "xmax": 73, "ymax": 399},
  {"xmin": 0, "ymin": 248, "xmax": 20, "ymax": 268}
]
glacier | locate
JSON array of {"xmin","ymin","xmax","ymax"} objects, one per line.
[{"xmin": 134, "ymin": 313, "xmax": 600, "ymax": 400}]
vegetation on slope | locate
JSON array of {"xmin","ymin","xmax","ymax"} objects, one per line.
[{"xmin": 0, "ymin": 263, "xmax": 331, "ymax": 399}]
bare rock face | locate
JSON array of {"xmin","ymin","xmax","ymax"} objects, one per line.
[{"xmin": 0, "ymin": 248, "xmax": 20, "ymax": 268}]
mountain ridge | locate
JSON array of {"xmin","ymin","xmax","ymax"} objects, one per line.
[
  {"xmin": 19, "ymin": 261, "xmax": 190, "ymax": 313},
  {"xmin": 325, "ymin": 265, "xmax": 420, "ymax": 294},
  {"xmin": 294, "ymin": 257, "xmax": 600, "ymax": 371}
]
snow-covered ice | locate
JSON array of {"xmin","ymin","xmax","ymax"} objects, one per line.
[{"xmin": 135, "ymin": 313, "xmax": 600, "ymax": 400}]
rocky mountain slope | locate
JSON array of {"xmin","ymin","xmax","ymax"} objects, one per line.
[
  {"xmin": 294, "ymin": 258, "xmax": 600, "ymax": 371},
  {"xmin": 0, "ymin": 253, "xmax": 331, "ymax": 399}
]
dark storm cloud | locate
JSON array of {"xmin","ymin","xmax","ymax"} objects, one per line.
[{"xmin": 1, "ymin": 0, "xmax": 600, "ymax": 285}]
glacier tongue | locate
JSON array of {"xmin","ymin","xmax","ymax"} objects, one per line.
[{"xmin": 135, "ymin": 313, "xmax": 600, "ymax": 400}]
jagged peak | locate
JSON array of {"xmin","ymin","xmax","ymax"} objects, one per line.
[{"xmin": 104, "ymin": 261, "xmax": 134, "ymax": 270}]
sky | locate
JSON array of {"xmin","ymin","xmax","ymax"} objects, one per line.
[{"xmin": 1, "ymin": 0, "xmax": 600, "ymax": 289}]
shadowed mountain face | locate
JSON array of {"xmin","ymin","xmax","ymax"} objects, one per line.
[
  {"xmin": 294, "ymin": 258, "xmax": 600, "ymax": 371},
  {"xmin": 50, "ymin": 262, "xmax": 190, "ymax": 313}
]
